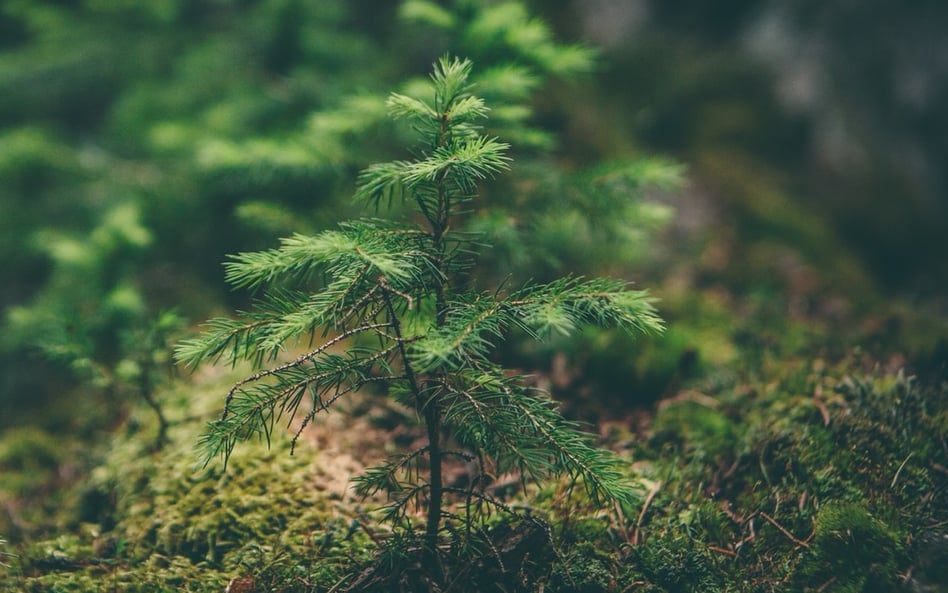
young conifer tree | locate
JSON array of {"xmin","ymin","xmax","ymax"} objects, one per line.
[{"xmin": 176, "ymin": 56, "xmax": 663, "ymax": 574}]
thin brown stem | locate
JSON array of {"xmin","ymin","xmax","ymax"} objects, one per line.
[
  {"xmin": 378, "ymin": 279, "xmax": 444, "ymax": 577},
  {"xmin": 424, "ymin": 393, "xmax": 444, "ymax": 552}
]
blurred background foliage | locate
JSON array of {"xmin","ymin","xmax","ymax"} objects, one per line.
[
  {"xmin": 0, "ymin": 0, "xmax": 669, "ymax": 433},
  {"xmin": 3, "ymin": 4, "xmax": 946, "ymax": 589},
  {"xmin": 1, "ymin": 0, "xmax": 945, "ymax": 468}
]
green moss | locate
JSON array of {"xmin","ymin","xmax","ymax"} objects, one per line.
[
  {"xmin": 0, "ymin": 427, "xmax": 64, "ymax": 493},
  {"xmin": 793, "ymin": 502, "xmax": 903, "ymax": 592},
  {"xmin": 628, "ymin": 535, "xmax": 726, "ymax": 593},
  {"xmin": 6, "ymin": 353, "xmax": 944, "ymax": 593},
  {"xmin": 3, "ymin": 374, "xmax": 380, "ymax": 592},
  {"xmin": 619, "ymin": 350, "xmax": 946, "ymax": 592},
  {"xmin": 0, "ymin": 426, "xmax": 84, "ymax": 541},
  {"xmin": 549, "ymin": 541, "xmax": 617, "ymax": 593},
  {"xmin": 651, "ymin": 399, "xmax": 737, "ymax": 459},
  {"xmin": 17, "ymin": 555, "xmax": 226, "ymax": 593}
]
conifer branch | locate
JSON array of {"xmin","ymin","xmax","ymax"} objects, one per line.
[
  {"xmin": 175, "ymin": 316, "xmax": 271, "ymax": 369},
  {"xmin": 219, "ymin": 321, "xmax": 393, "ymax": 420},
  {"xmin": 353, "ymin": 445, "xmax": 432, "ymax": 499},
  {"xmin": 290, "ymin": 373, "xmax": 406, "ymax": 454}
]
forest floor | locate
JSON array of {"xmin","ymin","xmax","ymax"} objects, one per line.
[{"xmin": 2, "ymin": 190, "xmax": 947, "ymax": 592}]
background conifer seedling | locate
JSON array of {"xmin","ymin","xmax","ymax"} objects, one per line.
[{"xmin": 176, "ymin": 56, "xmax": 664, "ymax": 584}]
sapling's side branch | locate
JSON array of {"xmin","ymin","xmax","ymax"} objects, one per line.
[
  {"xmin": 205, "ymin": 342, "xmax": 405, "ymax": 465},
  {"xmin": 437, "ymin": 377, "xmax": 523, "ymax": 463},
  {"xmin": 379, "ymin": 278, "xmax": 423, "ymax": 404},
  {"xmin": 220, "ymin": 320, "xmax": 394, "ymax": 420},
  {"xmin": 175, "ymin": 317, "xmax": 270, "ymax": 369},
  {"xmin": 437, "ymin": 366, "xmax": 637, "ymax": 507},
  {"xmin": 379, "ymin": 482, "xmax": 432, "ymax": 528},
  {"xmin": 176, "ymin": 273, "xmax": 383, "ymax": 370},
  {"xmin": 504, "ymin": 388, "xmax": 636, "ymax": 505},
  {"xmin": 290, "ymin": 373, "xmax": 406, "ymax": 453},
  {"xmin": 283, "ymin": 343, "xmax": 403, "ymax": 414},
  {"xmin": 442, "ymin": 487, "xmax": 527, "ymax": 519},
  {"xmin": 354, "ymin": 445, "xmax": 432, "ymax": 499},
  {"xmin": 321, "ymin": 268, "xmax": 378, "ymax": 328},
  {"xmin": 412, "ymin": 279, "xmax": 663, "ymax": 371}
]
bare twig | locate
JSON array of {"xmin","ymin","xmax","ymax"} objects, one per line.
[
  {"xmin": 707, "ymin": 545, "xmax": 737, "ymax": 557},
  {"xmin": 760, "ymin": 511, "xmax": 810, "ymax": 548},
  {"xmin": 891, "ymin": 453, "xmax": 913, "ymax": 488}
]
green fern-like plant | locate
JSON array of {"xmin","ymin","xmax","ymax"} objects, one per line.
[{"xmin": 176, "ymin": 56, "xmax": 663, "ymax": 579}]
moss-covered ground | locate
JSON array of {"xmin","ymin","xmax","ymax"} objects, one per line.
[
  {"xmin": 2, "ymin": 192, "xmax": 946, "ymax": 592},
  {"xmin": 3, "ymin": 289, "xmax": 944, "ymax": 592}
]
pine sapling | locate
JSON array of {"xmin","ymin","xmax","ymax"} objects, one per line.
[{"xmin": 176, "ymin": 56, "xmax": 663, "ymax": 581}]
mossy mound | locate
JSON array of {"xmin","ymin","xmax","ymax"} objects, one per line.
[
  {"xmin": 2, "ymin": 372, "xmax": 382, "ymax": 592},
  {"xmin": 0, "ymin": 426, "xmax": 81, "ymax": 541},
  {"xmin": 624, "ymin": 356, "xmax": 946, "ymax": 593}
]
